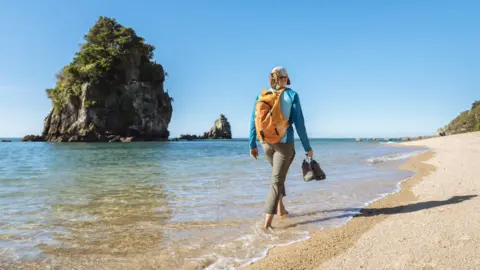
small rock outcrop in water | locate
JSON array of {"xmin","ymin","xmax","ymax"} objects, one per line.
[
  {"xmin": 22, "ymin": 135, "xmax": 44, "ymax": 142},
  {"xmin": 400, "ymin": 135, "xmax": 435, "ymax": 141},
  {"xmin": 23, "ymin": 16, "xmax": 173, "ymax": 142},
  {"xmin": 176, "ymin": 114, "xmax": 232, "ymax": 140},
  {"xmin": 206, "ymin": 114, "xmax": 232, "ymax": 139},
  {"xmin": 178, "ymin": 134, "xmax": 203, "ymax": 141}
]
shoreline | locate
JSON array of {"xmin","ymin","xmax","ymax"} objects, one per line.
[{"xmin": 243, "ymin": 144, "xmax": 436, "ymax": 269}]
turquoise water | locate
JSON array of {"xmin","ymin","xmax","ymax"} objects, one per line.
[{"xmin": 0, "ymin": 139, "xmax": 425, "ymax": 269}]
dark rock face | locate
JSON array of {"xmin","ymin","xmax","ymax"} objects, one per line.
[{"xmin": 41, "ymin": 70, "xmax": 172, "ymax": 142}]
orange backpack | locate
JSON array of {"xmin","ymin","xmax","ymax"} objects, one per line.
[{"xmin": 254, "ymin": 88, "xmax": 290, "ymax": 144}]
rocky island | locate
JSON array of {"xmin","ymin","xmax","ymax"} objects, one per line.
[
  {"xmin": 23, "ymin": 16, "xmax": 173, "ymax": 142},
  {"xmin": 178, "ymin": 114, "xmax": 232, "ymax": 140}
]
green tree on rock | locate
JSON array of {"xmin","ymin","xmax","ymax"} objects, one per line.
[{"xmin": 46, "ymin": 16, "xmax": 164, "ymax": 114}]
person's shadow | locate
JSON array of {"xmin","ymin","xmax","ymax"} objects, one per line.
[{"xmin": 283, "ymin": 195, "xmax": 477, "ymax": 229}]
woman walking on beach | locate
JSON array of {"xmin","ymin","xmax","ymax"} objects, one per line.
[{"xmin": 249, "ymin": 66, "xmax": 313, "ymax": 230}]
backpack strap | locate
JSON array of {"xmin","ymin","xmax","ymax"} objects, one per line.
[
  {"xmin": 274, "ymin": 87, "xmax": 287, "ymax": 94},
  {"xmin": 286, "ymin": 88, "xmax": 294, "ymax": 125}
]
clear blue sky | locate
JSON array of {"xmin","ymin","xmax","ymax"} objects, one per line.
[{"xmin": 0, "ymin": 0, "xmax": 478, "ymax": 138}]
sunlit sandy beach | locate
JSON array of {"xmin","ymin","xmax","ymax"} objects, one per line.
[{"xmin": 245, "ymin": 132, "xmax": 480, "ymax": 269}]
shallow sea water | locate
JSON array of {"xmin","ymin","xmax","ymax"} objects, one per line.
[{"xmin": 0, "ymin": 138, "xmax": 426, "ymax": 269}]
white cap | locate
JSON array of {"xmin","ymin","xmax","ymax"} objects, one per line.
[{"xmin": 271, "ymin": 66, "xmax": 291, "ymax": 85}]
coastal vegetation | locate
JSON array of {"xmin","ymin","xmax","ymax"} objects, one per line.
[{"xmin": 438, "ymin": 100, "xmax": 480, "ymax": 135}]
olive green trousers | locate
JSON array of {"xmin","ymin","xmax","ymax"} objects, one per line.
[{"xmin": 261, "ymin": 142, "xmax": 295, "ymax": 215}]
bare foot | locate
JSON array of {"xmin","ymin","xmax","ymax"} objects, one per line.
[
  {"xmin": 279, "ymin": 210, "xmax": 289, "ymax": 218},
  {"xmin": 262, "ymin": 225, "xmax": 274, "ymax": 232},
  {"xmin": 263, "ymin": 214, "xmax": 274, "ymax": 231}
]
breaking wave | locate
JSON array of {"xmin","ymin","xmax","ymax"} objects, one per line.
[{"xmin": 366, "ymin": 150, "xmax": 427, "ymax": 164}]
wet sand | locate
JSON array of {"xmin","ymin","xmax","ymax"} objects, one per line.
[{"xmin": 244, "ymin": 132, "xmax": 480, "ymax": 270}]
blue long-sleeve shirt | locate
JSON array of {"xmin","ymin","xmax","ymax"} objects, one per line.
[{"xmin": 249, "ymin": 87, "xmax": 312, "ymax": 152}]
